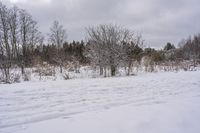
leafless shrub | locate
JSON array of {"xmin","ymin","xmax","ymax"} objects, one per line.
[
  {"xmin": 141, "ymin": 56, "xmax": 155, "ymax": 72},
  {"xmin": 23, "ymin": 70, "xmax": 31, "ymax": 81},
  {"xmin": 10, "ymin": 73, "xmax": 21, "ymax": 83},
  {"xmin": 63, "ymin": 73, "xmax": 70, "ymax": 80},
  {"xmin": 34, "ymin": 63, "xmax": 56, "ymax": 80}
]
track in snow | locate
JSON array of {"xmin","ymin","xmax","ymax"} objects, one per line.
[{"xmin": 0, "ymin": 71, "xmax": 200, "ymax": 133}]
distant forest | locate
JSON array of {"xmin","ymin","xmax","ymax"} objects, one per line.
[{"xmin": 0, "ymin": 2, "xmax": 200, "ymax": 83}]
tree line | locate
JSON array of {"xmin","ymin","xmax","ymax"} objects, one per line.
[{"xmin": 0, "ymin": 2, "xmax": 200, "ymax": 83}]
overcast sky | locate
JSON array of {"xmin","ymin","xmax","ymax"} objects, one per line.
[{"xmin": 4, "ymin": 0, "xmax": 200, "ymax": 48}]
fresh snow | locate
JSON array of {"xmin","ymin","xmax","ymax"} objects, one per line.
[{"xmin": 0, "ymin": 71, "xmax": 200, "ymax": 133}]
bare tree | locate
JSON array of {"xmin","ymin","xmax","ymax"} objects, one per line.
[
  {"xmin": 85, "ymin": 24, "xmax": 140, "ymax": 76},
  {"xmin": 19, "ymin": 9, "xmax": 42, "ymax": 73},
  {"xmin": 48, "ymin": 20, "xmax": 67, "ymax": 73},
  {"xmin": 0, "ymin": 2, "xmax": 44, "ymax": 83},
  {"xmin": 181, "ymin": 34, "xmax": 200, "ymax": 65},
  {"xmin": 0, "ymin": 2, "xmax": 12, "ymax": 82},
  {"xmin": 48, "ymin": 20, "xmax": 67, "ymax": 49},
  {"xmin": 8, "ymin": 6, "xmax": 20, "ymax": 63}
]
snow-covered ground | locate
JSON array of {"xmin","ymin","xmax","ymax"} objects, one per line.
[{"xmin": 0, "ymin": 71, "xmax": 200, "ymax": 133}]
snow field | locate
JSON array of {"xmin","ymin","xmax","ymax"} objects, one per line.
[{"xmin": 0, "ymin": 71, "xmax": 200, "ymax": 133}]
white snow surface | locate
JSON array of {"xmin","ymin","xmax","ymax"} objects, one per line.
[{"xmin": 0, "ymin": 71, "xmax": 200, "ymax": 133}]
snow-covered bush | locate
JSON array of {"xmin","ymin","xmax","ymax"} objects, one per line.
[
  {"xmin": 0, "ymin": 71, "xmax": 21, "ymax": 84},
  {"xmin": 23, "ymin": 70, "xmax": 31, "ymax": 81}
]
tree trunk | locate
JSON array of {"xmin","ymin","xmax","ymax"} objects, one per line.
[
  {"xmin": 60, "ymin": 65, "xmax": 63, "ymax": 73},
  {"xmin": 21, "ymin": 60, "xmax": 25, "ymax": 75},
  {"xmin": 127, "ymin": 62, "xmax": 132, "ymax": 76},
  {"xmin": 3, "ymin": 64, "xmax": 10, "ymax": 83},
  {"xmin": 111, "ymin": 65, "xmax": 116, "ymax": 76},
  {"xmin": 5, "ymin": 68, "xmax": 10, "ymax": 83},
  {"xmin": 100, "ymin": 66, "xmax": 103, "ymax": 76},
  {"xmin": 104, "ymin": 67, "xmax": 107, "ymax": 77}
]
